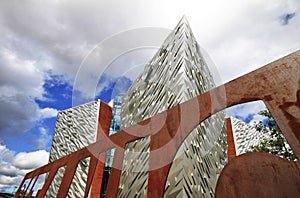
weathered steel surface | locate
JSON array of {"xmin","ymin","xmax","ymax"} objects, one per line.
[
  {"xmin": 90, "ymin": 101, "xmax": 112, "ymax": 197},
  {"xmin": 226, "ymin": 118, "xmax": 236, "ymax": 161},
  {"xmin": 15, "ymin": 50, "xmax": 300, "ymax": 197},
  {"xmin": 215, "ymin": 152, "xmax": 300, "ymax": 198}
]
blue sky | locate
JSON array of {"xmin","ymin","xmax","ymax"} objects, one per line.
[
  {"xmin": 0, "ymin": 0, "xmax": 299, "ymax": 193},
  {"xmin": 5, "ymin": 73, "xmax": 133, "ymax": 153}
]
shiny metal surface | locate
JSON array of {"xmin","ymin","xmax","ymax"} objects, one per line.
[
  {"xmin": 119, "ymin": 16, "xmax": 227, "ymax": 198},
  {"xmin": 48, "ymin": 101, "xmax": 100, "ymax": 197},
  {"xmin": 229, "ymin": 117, "xmax": 270, "ymax": 155}
]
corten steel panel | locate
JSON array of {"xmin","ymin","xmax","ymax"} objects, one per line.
[
  {"xmin": 15, "ymin": 50, "xmax": 300, "ymax": 197},
  {"xmin": 225, "ymin": 118, "xmax": 236, "ymax": 161},
  {"xmin": 215, "ymin": 152, "xmax": 300, "ymax": 198},
  {"xmin": 91, "ymin": 101, "xmax": 112, "ymax": 197}
]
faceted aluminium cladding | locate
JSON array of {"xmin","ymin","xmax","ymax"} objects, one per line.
[
  {"xmin": 47, "ymin": 100, "xmax": 102, "ymax": 197},
  {"xmin": 118, "ymin": 17, "xmax": 227, "ymax": 197},
  {"xmin": 228, "ymin": 117, "xmax": 270, "ymax": 156}
]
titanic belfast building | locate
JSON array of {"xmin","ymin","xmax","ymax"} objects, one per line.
[
  {"xmin": 118, "ymin": 17, "xmax": 227, "ymax": 197},
  {"xmin": 48, "ymin": 17, "xmax": 228, "ymax": 197}
]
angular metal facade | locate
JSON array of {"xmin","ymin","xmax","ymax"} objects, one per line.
[
  {"xmin": 48, "ymin": 101, "xmax": 101, "ymax": 197},
  {"xmin": 229, "ymin": 117, "xmax": 270, "ymax": 156},
  {"xmin": 119, "ymin": 17, "xmax": 227, "ymax": 197}
]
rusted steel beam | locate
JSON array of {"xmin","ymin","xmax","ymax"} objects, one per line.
[
  {"xmin": 85, "ymin": 155, "xmax": 99, "ymax": 197},
  {"xmin": 90, "ymin": 101, "xmax": 112, "ymax": 197},
  {"xmin": 226, "ymin": 118, "xmax": 237, "ymax": 161},
  {"xmin": 27, "ymin": 176, "xmax": 38, "ymax": 198}
]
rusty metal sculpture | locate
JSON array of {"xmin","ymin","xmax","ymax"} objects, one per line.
[{"xmin": 15, "ymin": 50, "xmax": 300, "ymax": 197}]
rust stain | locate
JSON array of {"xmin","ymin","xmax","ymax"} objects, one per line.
[
  {"xmin": 263, "ymin": 94, "xmax": 273, "ymax": 101},
  {"xmin": 279, "ymin": 79, "xmax": 300, "ymax": 141}
]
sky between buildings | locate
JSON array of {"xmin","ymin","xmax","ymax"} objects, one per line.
[{"xmin": 0, "ymin": 0, "xmax": 299, "ymax": 193}]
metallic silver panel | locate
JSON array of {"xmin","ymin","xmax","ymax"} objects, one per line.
[
  {"xmin": 230, "ymin": 117, "xmax": 270, "ymax": 155},
  {"xmin": 165, "ymin": 115, "xmax": 227, "ymax": 198},
  {"xmin": 45, "ymin": 166, "xmax": 66, "ymax": 197},
  {"xmin": 47, "ymin": 101, "xmax": 100, "ymax": 197},
  {"xmin": 67, "ymin": 158, "xmax": 90, "ymax": 197},
  {"xmin": 117, "ymin": 136, "xmax": 150, "ymax": 197},
  {"xmin": 119, "ymin": 16, "xmax": 227, "ymax": 198}
]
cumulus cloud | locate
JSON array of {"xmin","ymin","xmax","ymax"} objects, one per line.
[
  {"xmin": 0, "ymin": 0, "xmax": 299, "ymax": 91},
  {"xmin": 38, "ymin": 108, "xmax": 58, "ymax": 119},
  {"xmin": 28, "ymin": 127, "xmax": 52, "ymax": 150},
  {"xmin": 206, "ymin": 1, "xmax": 300, "ymax": 83},
  {"xmin": 226, "ymin": 101, "xmax": 267, "ymax": 124},
  {"xmin": 0, "ymin": 93, "xmax": 58, "ymax": 140},
  {"xmin": 0, "ymin": 45, "xmax": 58, "ymax": 140},
  {"xmin": 0, "ymin": 161, "xmax": 18, "ymax": 177},
  {"xmin": 0, "ymin": 145, "xmax": 49, "ymax": 192},
  {"xmin": 0, "ymin": 145, "xmax": 15, "ymax": 162},
  {"xmin": 12, "ymin": 150, "xmax": 49, "ymax": 170},
  {"xmin": 0, "ymin": 175, "xmax": 21, "ymax": 187}
]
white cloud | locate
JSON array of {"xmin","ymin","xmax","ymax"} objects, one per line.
[
  {"xmin": 0, "ymin": 48, "xmax": 45, "ymax": 99},
  {"xmin": 29, "ymin": 127, "xmax": 52, "ymax": 150},
  {"xmin": 199, "ymin": 0, "xmax": 300, "ymax": 83},
  {"xmin": 108, "ymin": 99, "xmax": 114, "ymax": 107},
  {"xmin": 0, "ymin": 94, "xmax": 58, "ymax": 140},
  {"xmin": 0, "ymin": 145, "xmax": 15, "ymax": 162},
  {"xmin": 38, "ymin": 108, "xmax": 58, "ymax": 119},
  {"xmin": 0, "ymin": 161, "xmax": 18, "ymax": 177},
  {"xmin": 226, "ymin": 101, "xmax": 267, "ymax": 124},
  {"xmin": 0, "ymin": 175, "xmax": 21, "ymax": 186},
  {"xmin": 0, "ymin": 145, "xmax": 49, "ymax": 192},
  {"xmin": 248, "ymin": 114, "xmax": 268, "ymax": 126},
  {"xmin": 12, "ymin": 150, "xmax": 49, "ymax": 170},
  {"xmin": 0, "ymin": 45, "xmax": 58, "ymax": 140},
  {"xmin": 0, "ymin": 0, "xmax": 299, "ymax": 90}
]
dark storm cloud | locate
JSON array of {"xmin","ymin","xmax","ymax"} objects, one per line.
[{"xmin": 0, "ymin": 95, "xmax": 37, "ymax": 139}]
